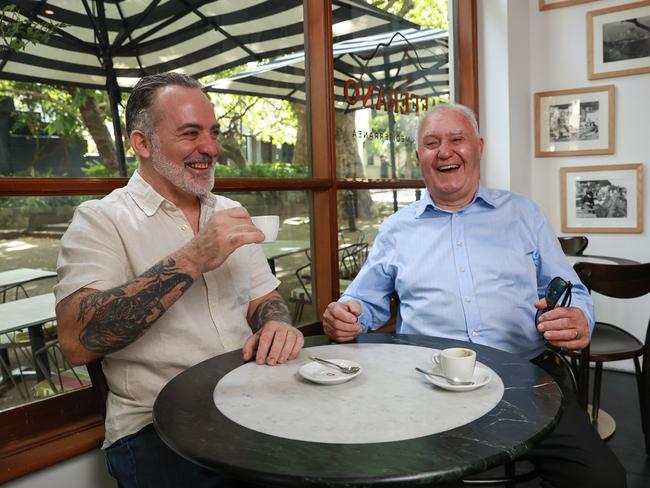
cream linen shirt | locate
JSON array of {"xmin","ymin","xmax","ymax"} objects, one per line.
[{"xmin": 54, "ymin": 171, "xmax": 280, "ymax": 448}]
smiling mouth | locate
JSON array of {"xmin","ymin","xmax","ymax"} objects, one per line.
[
  {"xmin": 437, "ymin": 164, "xmax": 461, "ymax": 172},
  {"xmin": 185, "ymin": 160, "xmax": 212, "ymax": 170}
]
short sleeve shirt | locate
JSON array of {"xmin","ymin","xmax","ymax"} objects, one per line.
[{"xmin": 54, "ymin": 171, "xmax": 280, "ymax": 447}]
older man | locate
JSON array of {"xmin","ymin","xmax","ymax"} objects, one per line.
[
  {"xmin": 55, "ymin": 73, "xmax": 303, "ymax": 487},
  {"xmin": 323, "ymin": 104, "xmax": 625, "ymax": 488}
]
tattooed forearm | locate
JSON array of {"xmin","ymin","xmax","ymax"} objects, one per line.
[
  {"xmin": 78, "ymin": 257, "xmax": 194, "ymax": 354},
  {"xmin": 249, "ymin": 296, "xmax": 292, "ymax": 331}
]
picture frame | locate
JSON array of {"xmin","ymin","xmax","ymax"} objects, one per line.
[
  {"xmin": 560, "ymin": 163, "xmax": 644, "ymax": 233},
  {"xmin": 588, "ymin": 0, "xmax": 650, "ymax": 80},
  {"xmin": 539, "ymin": 0, "xmax": 595, "ymax": 11},
  {"xmin": 534, "ymin": 85, "xmax": 615, "ymax": 157}
]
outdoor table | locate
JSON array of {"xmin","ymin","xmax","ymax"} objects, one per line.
[
  {"xmin": 0, "ymin": 293, "xmax": 56, "ymax": 381},
  {"xmin": 0, "ymin": 268, "xmax": 57, "ymax": 303},
  {"xmin": 260, "ymin": 240, "xmax": 310, "ymax": 275},
  {"xmin": 153, "ymin": 334, "xmax": 562, "ymax": 487}
]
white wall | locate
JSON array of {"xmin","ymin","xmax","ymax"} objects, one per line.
[
  {"xmin": 4, "ymin": 449, "xmax": 113, "ymax": 488},
  {"xmin": 479, "ymin": 0, "xmax": 650, "ymax": 372}
]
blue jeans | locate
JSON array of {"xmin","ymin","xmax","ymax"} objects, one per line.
[{"xmin": 105, "ymin": 424, "xmax": 248, "ymax": 488}]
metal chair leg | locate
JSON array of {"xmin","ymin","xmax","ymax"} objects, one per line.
[
  {"xmin": 592, "ymin": 362, "xmax": 603, "ymax": 421},
  {"xmin": 633, "ymin": 357, "xmax": 645, "ymax": 433}
]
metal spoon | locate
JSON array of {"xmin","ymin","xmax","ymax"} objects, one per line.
[
  {"xmin": 309, "ymin": 356, "xmax": 360, "ymax": 374},
  {"xmin": 415, "ymin": 367, "xmax": 474, "ymax": 386}
]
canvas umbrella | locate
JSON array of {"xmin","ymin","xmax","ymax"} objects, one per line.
[
  {"xmin": 0, "ymin": 0, "xmax": 417, "ymax": 175},
  {"xmin": 206, "ymin": 27, "xmax": 449, "ymax": 107}
]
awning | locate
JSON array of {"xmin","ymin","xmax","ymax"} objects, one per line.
[
  {"xmin": 1, "ymin": 0, "xmax": 419, "ymax": 90},
  {"xmin": 0, "ymin": 0, "xmax": 418, "ymax": 173},
  {"xmin": 207, "ymin": 27, "xmax": 449, "ymax": 107}
]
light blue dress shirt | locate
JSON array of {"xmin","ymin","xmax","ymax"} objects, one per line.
[{"xmin": 340, "ymin": 185, "xmax": 594, "ymax": 359}]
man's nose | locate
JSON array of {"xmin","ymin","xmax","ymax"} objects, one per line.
[
  {"xmin": 437, "ymin": 141, "xmax": 453, "ymax": 159},
  {"xmin": 197, "ymin": 132, "xmax": 220, "ymax": 160}
]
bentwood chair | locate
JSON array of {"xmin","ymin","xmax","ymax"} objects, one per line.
[
  {"xmin": 558, "ymin": 236, "xmax": 589, "ymax": 255},
  {"xmin": 572, "ymin": 261, "xmax": 650, "ymax": 448}
]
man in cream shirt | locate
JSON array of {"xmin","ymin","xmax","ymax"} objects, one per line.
[{"xmin": 55, "ymin": 72, "xmax": 303, "ymax": 487}]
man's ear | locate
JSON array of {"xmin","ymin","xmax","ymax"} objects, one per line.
[{"xmin": 130, "ymin": 130, "xmax": 152, "ymax": 160}]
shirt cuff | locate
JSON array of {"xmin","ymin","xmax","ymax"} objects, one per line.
[{"xmin": 338, "ymin": 295, "xmax": 371, "ymax": 333}]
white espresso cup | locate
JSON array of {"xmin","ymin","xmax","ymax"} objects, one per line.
[
  {"xmin": 431, "ymin": 347, "xmax": 476, "ymax": 382},
  {"xmin": 251, "ymin": 215, "xmax": 279, "ymax": 243}
]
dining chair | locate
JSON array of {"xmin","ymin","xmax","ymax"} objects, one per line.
[
  {"xmin": 558, "ymin": 236, "xmax": 589, "ymax": 255},
  {"xmin": 572, "ymin": 261, "xmax": 650, "ymax": 448}
]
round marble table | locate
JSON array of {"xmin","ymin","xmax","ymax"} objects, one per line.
[{"xmin": 153, "ymin": 334, "xmax": 562, "ymax": 487}]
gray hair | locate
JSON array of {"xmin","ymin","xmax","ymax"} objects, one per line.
[
  {"xmin": 126, "ymin": 72, "xmax": 203, "ymax": 138},
  {"xmin": 417, "ymin": 103, "xmax": 480, "ymax": 149}
]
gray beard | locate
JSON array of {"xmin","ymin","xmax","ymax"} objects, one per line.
[{"xmin": 150, "ymin": 143, "xmax": 214, "ymax": 197}]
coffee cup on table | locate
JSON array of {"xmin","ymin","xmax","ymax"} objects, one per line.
[
  {"xmin": 251, "ymin": 215, "xmax": 279, "ymax": 243},
  {"xmin": 432, "ymin": 347, "xmax": 476, "ymax": 382}
]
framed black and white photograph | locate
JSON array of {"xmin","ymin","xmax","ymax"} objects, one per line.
[
  {"xmin": 561, "ymin": 164, "xmax": 644, "ymax": 233},
  {"xmin": 588, "ymin": 0, "xmax": 650, "ymax": 79},
  {"xmin": 535, "ymin": 85, "xmax": 615, "ymax": 157},
  {"xmin": 539, "ymin": 0, "xmax": 595, "ymax": 11}
]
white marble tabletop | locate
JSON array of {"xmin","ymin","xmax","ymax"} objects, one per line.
[{"xmin": 215, "ymin": 343, "xmax": 503, "ymax": 444}]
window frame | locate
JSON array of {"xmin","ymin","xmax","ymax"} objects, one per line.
[{"xmin": 0, "ymin": 0, "xmax": 478, "ymax": 481}]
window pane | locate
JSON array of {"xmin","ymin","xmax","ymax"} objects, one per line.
[
  {"xmin": 0, "ymin": 0, "xmax": 309, "ymax": 179},
  {"xmin": 212, "ymin": 96, "xmax": 308, "ymax": 177},
  {"xmin": 337, "ymin": 188, "xmax": 423, "ymax": 279},
  {"xmin": 333, "ymin": 1, "xmax": 450, "ymax": 180},
  {"xmin": 0, "ymin": 196, "xmax": 96, "ymax": 412},
  {"xmin": 226, "ymin": 191, "xmax": 314, "ymax": 325}
]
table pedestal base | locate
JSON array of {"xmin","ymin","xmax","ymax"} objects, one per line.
[{"xmin": 588, "ymin": 405, "xmax": 616, "ymax": 440}]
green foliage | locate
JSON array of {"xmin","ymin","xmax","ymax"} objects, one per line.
[
  {"xmin": 215, "ymin": 162, "xmax": 307, "ymax": 178},
  {"xmin": 0, "ymin": 4, "xmax": 66, "ymax": 55},
  {"xmin": 211, "ymin": 94, "xmax": 298, "ymax": 146},
  {"xmin": 369, "ymin": 0, "xmax": 448, "ymax": 30},
  {"xmin": 0, "ymin": 81, "xmax": 91, "ymax": 146},
  {"xmin": 0, "ymin": 195, "xmax": 89, "ymax": 208},
  {"xmin": 81, "ymin": 159, "xmax": 138, "ymax": 177}
]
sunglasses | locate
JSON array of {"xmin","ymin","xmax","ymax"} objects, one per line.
[{"xmin": 535, "ymin": 276, "xmax": 573, "ymax": 327}]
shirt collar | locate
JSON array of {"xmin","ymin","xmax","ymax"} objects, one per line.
[
  {"xmin": 126, "ymin": 170, "xmax": 216, "ymax": 217},
  {"xmin": 414, "ymin": 183, "xmax": 497, "ymax": 218}
]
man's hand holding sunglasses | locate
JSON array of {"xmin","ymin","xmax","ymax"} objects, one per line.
[
  {"xmin": 535, "ymin": 276, "xmax": 590, "ymax": 350},
  {"xmin": 535, "ymin": 302, "xmax": 589, "ymax": 349}
]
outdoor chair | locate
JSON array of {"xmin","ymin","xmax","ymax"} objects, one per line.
[
  {"xmin": 289, "ymin": 262, "xmax": 355, "ymax": 324},
  {"xmin": 558, "ymin": 236, "xmax": 589, "ymax": 255},
  {"xmin": 570, "ymin": 261, "xmax": 650, "ymax": 447},
  {"xmin": 32, "ymin": 338, "xmax": 91, "ymax": 398},
  {"xmin": 339, "ymin": 242, "xmax": 369, "ymax": 280},
  {"xmin": 0, "ymin": 322, "xmax": 57, "ymax": 400}
]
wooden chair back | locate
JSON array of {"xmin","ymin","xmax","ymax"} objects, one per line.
[{"xmin": 558, "ymin": 236, "xmax": 589, "ymax": 255}]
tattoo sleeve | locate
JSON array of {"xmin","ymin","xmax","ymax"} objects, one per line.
[
  {"xmin": 78, "ymin": 257, "xmax": 193, "ymax": 354},
  {"xmin": 249, "ymin": 296, "xmax": 292, "ymax": 332}
]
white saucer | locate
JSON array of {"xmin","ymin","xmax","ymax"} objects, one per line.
[
  {"xmin": 299, "ymin": 359, "xmax": 362, "ymax": 385},
  {"xmin": 423, "ymin": 366, "xmax": 491, "ymax": 392}
]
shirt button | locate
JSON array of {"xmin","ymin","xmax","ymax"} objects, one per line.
[
  {"xmin": 457, "ymin": 241, "xmax": 463, "ymax": 247},
  {"xmin": 471, "ymin": 330, "xmax": 478, "ymax": 337},
  {"xmin": 459, "ymin": 266, "xmax": 465, "ymax": 272},
  {"xmin": 180, "ymin": 225, "xmax": 187, "ymax": 231},
  {"xmin": 465, "ymin": 297, "xmax": 472, "ymax": 303}
]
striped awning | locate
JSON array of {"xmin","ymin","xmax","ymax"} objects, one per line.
[
  {"xmin": 207, "ymin": 27, "xmax": 449, "ymax": 107},
  {"xmin": 0, "ymin": 0, "xmax": 419, "ymax": 90}
]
